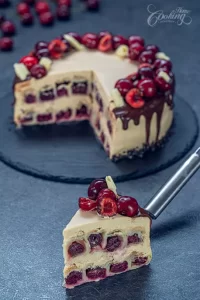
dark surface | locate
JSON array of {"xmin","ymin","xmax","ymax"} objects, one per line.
[
  {"xmin": 0, "ymin": 93, "xmax": 198, "ymax": 183},
  {"xmin": 1, "ymin": 0, "xmax": 200, "ymax": 299}
]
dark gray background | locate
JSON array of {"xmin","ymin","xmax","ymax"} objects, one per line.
[{"xmin": 0, "ymin": 0, "xmax": 200, "ymax": 299}]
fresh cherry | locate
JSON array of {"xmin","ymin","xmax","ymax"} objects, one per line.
[
  {"xmin": 139, "ymin": 50, "xmax": 155, "ymax": 64},
  {"xmin": 58, "ymin": 0, "xmax": 71, "ymax": 5},
  {"xmin": 0, "ymin": 37, "xmax": 13, "ymax": 51},
  {"xmin": 39, "ymin": 11, "xmax": 54, "ymax": 26},
  {"xmin": 20, "ymin": 55, "xmax": 38, "ymax": 70},
  {"xmin": 129, "ymin": 43, "xmax": 144, "ymax": 60},
  {"xmin": 56, "ymin": 5, "xmax": 70, "ymax": 20},
  {"xmin": 35, "ymin": 1, "xmax": 50, "ymax": 14},
  {"xmin": 128, "ymin": 35, "xmax": 144, "ymax": 46},
  {"xmin": 154, "ymin": 76, "xmax": 172, "ymax": 91},
  {"xmin": 30, "ymin": 64, "xmax": 47, "ymax": 79},
  {"xmin": 125, "ymin": 88, "xmax": 144, "ymax": 109},
  {"xmin": 106, "ymin": 236, "xmax": 121, "ymax": 252},
  {"xmin": 138, "ymin": 64, "xmax": 153, "ymax": 79},
  {"xmin": 86, "ymin": 267, "xmax": 106, "ymax": 280},
  {"xmin": 97, "ymin": 188, "xmax": 117, "ymax": 217},
  {"xmin": 115, "ymin": 78, "xmax": 133, "ymax": 97},
  {"xmin": 88, "ymin": 178, "xmax": 107, "ymax": 200},
  {"xmin": 145, "ymin": 44, "xmax": 160, "ymax": 54},
  {"xmin": 68, "ymin": 241, "xmax": 85, "ymax": 257},
  {"xmin": 79, "ymin": 197, "xmax": 97, "ymax": 211},
  {"xmin": 35, "ymin": 40, "xmax": 49, "ymax": 50},
  {"xmin": 21, "ymin": 13, "xmax": 34, "ymax": 25},
  {"xmin": 110, "ymin": 261, "xmax": 128, "ymax": 273},
  {"xmin": 138, "ymin": 78, "xmax": 156, "ymax": 98},
  {"xmin": 127, "ymin": 72, "xmax": 139, "ymax": 82},
  {"xmin": 35, "ymin": 48, "xmax": 50, "ymax": 59},
  {"xmin": 17, "ymin": 2, "xmax": 30, "ymax": 14},
  {"xmin": 65, "ymin": 271, "xmax": 82, "ymax": 285},
  {"xmin": 85, "ymin": 0, "xmax": 100, "ymax": 11},
  {"xmin": 113, "ymin": 35, "xmax": 128, "ymax": 50},
  {"xmin": 82, "ymin": 33, "xmax": 99, "ymax": 49},
  {"xmin": 98, "ymin": 34, "xmax": 113, "ymax": 52},
  {"xmin": 48, "ymin": 39, "xmax": 67, "ymax": 59},
  {"xmin": 117, "ymin": 196, "xmax": 139, "ymax": 217},
  {"xmin": 88, "ymin": 233, "xmax": 103, "ymax": 248},
  {"xmin": 154, "ymin": 59, "xmax": 172, "ymax": 71},
  {"xmin": 1, "ymin": 21, "xmax": 16, "ymax": 36}
]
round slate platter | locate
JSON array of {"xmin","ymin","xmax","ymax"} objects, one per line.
[{"xmin": 0, "ymin": 93, "xmax": 198, "ymax": 183}]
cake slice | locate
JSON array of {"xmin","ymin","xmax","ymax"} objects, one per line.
[{"xmin": 63, "ymin": 177, "xmax": 152, "ymax": 289}]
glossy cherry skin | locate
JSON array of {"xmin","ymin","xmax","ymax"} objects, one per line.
[
  {"xmin": 78, "ymin": 197, "xmax": 97, "ymax": 211},
  {"xmin": 128, "ymin": 35, "xmax": 144, "ymax": 46},
  {"xmin": 138, "ymin": 78, "xmax": 156, "ymax": 98},
  {"xmin": 97, "ymin": 188, "xmax": 117, "ymax": 217},
  {"xmin": 35, "ymin": 48, "xmax": 50, "ymax": 59},
  {"xmin": 129, "ymin": 43, "xmax": 144, "ymax": 60},
  {"xmin": 30, "ymin": 64, "xmax": 47, "ymax": 79},
  {"xmin": 1, "ymin": 21, "xmax": 16, "ymax": 36},
  {"xmin": 115, "ymin": 78, "xmax": 133, "ymax": 97},
  {"xmin": 125, "ymin": 88, "xmax": 145, "ymax": 109},
  {"xmin": 88, "ymin": 178, "xmax": 107, "ymax": 200},
  {"xmin": 20, "ymin": 55, "xmax": 38, "ymax": 70},
  {"xmin": 0, "ymin": 37, "xmax": 13, "ymax": 51},
  {"xmin": 117, "ymin": 196, "xmax": 139, "ymax": 217},
  {"xmin": 21, "ymin": 12, "xmax": 34, "ymax": 25},
  {"xmin": 138, "ymin": 65, "xmax": 153, "ymax": 79},
  {"xmin": 154, "ymin": 59, "xmax": 172, "ymax": 71},
  {"xmin": 35, "ymin": 1, "xmax": 50, "ymax": 14},
  {"xmin": 145, "ymin": 44, "xmax": 160, "ymax": 54},
  {"xmin": 113, "ymin": 35, "xmax": 128, "ymax": 50},
  {"xmin": 39, "ymin": 11, "xmax": 54, "ymax": 26},
  {"xmin": 154, "ymin": 76, "xmax": 172, "ymax": 92},
  {"xmin": 58, "ymin": 0, "xmax": 71, "ymax": 5},
  {"xmin": 139, "ymin": 50, "xmax": 155, "ymax": 64},
  {"xmin": 17, "ymin": 2, "xmax": 30, "ymax": 15},
  {"xmin": 82, "ymin": 33, "xmax": 99, "ymax": 49},
  {"xmin": 35, "ymin": 40, "xmax": 49, "ymax": 50}
]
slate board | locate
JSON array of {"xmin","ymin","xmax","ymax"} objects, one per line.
[{"xmin": 0, "ymin": 93, "xmax": 198, "ymax": 183}]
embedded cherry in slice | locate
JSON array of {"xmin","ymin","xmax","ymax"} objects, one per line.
[
  {"xmin": 86, "ymin": 267, "xmax": 106, "ymax": 279},
  {"xmin": 128, "ymin": 233, "xmax": 141, "ymax": 244},
  {"xmin": 110, "ymin": 261, "xmax": 128, "ymax": 273},
  {"xmin": 88, "ymin": 233, "xmax": 103, "ymax": 248},
  {"xmin": 106, "ymin": 235, "xmax": 121, "ymax": 252},
  {"xmin": 132, "ymin": 256, "xmax": 148, "ymax": 265},
  {"xmin": 65, "ymin": 271, "xmax": 82, "ymax": 285},
  {"xmin": 68, "ymin": 241, "xmax": 85, "ymax": 257}
]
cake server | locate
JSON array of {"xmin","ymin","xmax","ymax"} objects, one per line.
[{"xmin": 144, "ymin": 147, "xmax": 200, "ymax": 219}]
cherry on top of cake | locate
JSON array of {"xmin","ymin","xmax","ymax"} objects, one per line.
[{"xmin": 14, "ymin": 32, "xmax": 175, "ymax": 111}]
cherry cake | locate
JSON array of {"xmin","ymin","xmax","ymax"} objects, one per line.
[
  {"xmin": 63, "ymin": 176, "xmax": 152, "ymax": 289},
  {"xmin": 13, "ymin": 32, "xmax": 175, "ymax": 160}
]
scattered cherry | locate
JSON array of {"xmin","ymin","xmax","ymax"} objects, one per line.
[
  {"xmin": 86, "ymin": 267, "xmax": 106, "ymax": 280},
  {"xmin": 21, "ymin": 13, "xmax": 34, "ymax": 26},
  {"xmin": 35, "ymin": 1, "xmax": 50, "ymax": 14},
  {"xmin": 82, "ymin": 33, "xmax": 99, "ymax": 49},
  {"xmin": 48, "ymin": 39, "xmax": 66, "ymax": 59},
  {"xmin": 68, "ymin": 241, "xmax": 85, "ymax": 257},
  {"xmin": 58, "ymin": 0, "xmax": 71, "ymax": 6},
  {"xmin": 88, "ymin": 178, "xmax": 107, "ymax": 200},
  {"xmin": 139, "ymin": 50, "xmax": 155, "ymax": 64},
  {"xmin": 79, "ymin": 197, "xmax": 97, "ymax": 211},
  {"xmin": 0, "ymin": 0, "xmax": 10, "ymax": 8},
  {"xmin": 97, "ymin": 188, "xmax": 117, "ymax": 217},
  {"xmin": 138, "ymin": 78, "xmax": 156, "ymax": 98},
  {"xmin": 129, "ymin": 43, "xmax": 144, "ymax": 61},
  {"xmin": 86, "ymin": 0, "xmax": 100, "ymax": 11},
  {"xmin": 110, "ymin": 261, "xmax": 128, "ymax": 273},
  {"xmin": 88, "ymin": 233, "xmax": 103, "ymax": 248},
  {"xmin": 20, "ymin": 55, "xmax": 38, "ymax": 70},
  {"xmin": 128, "ymin": 35, "xmax": 144, "ymax": 46},
  {"xmin": 106, "ymin": 235, "xmax": 121, "ymax": 252},
  {"xmin": 117, "ymin": 196, "xmax": 139, "ymax": 217},
  {"xmin": 30, "ymin": 64, "xmax": 47, "ymax": 79},
  {"xmin": 1, "ymin": 21, "xmax": 16, "ymax": 37},
  {"xmin": 113, "ymin": 35, "xmax": 128, "ymax": 50},
  {"xmin": 0, "ymin": 37, "xmax": 13, "ymax": 51},
  {"xmin": 154, "ymin": 59, "xmax": 172, "ymax": 71},
  {"xmin": 65, "ymin": 271, "xmax": 82, "ymax": 285},
  {"xmin": 39, "ymin": 11, "xmax": 54, "ymax": 26},
  {"xmin": 115, "ymin": 78, "xmax": 133, "ymax": 97},
  {"xmin": 125, "ymin": 88, "xmax": 144, "ymax": 109},
  {"xmin": 17, "ymin": 2, "xmax": 30, "ymax": 15},
  {"xmin": 146, "ymin": 44, "xmax": 160, "ymax": 54},
  {"xmin": 56, "ymin": 5, "xmax": 70, "ymax": 20}
]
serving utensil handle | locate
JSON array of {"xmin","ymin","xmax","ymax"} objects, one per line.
[{"xmin": 144, "ymin": 148, "xmax": 200, "ymax": 219}]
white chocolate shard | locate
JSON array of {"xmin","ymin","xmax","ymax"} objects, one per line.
[
  {"xmin": 14, "ymin": 63, "xmax": 29, "ymax": 81},
  {"xmin": 39, "ymin": 57, "xmax": 52, "ymax": 71},
  {"xmin": 156, "ymin": 52, "xmax": 170, "ymax": 61},
  {"xmin": 106, "ymin": 176, "xmax": 117, "ymax": 195},
  {"xmin": 157, "ymin": 70, "xmax": 171, "ymax": 82},
  {"xmin": 115, "ymin": 45, "xmax": 129, "ymax": 58},
  {"xmin": 110, "ymin": 88, "xmax": 125, "ymax": 108},
  {"xmin": 63, "ymin": 34, "xmax": 85, "ymax": 51}
]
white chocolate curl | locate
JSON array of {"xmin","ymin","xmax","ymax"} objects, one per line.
[
  {"xmin": 115, "ymin": 45, "xmax": 129, "ymax": 58},
  {"xmin": 156, "ymin": 52, "xmax": 170, "ymax": 61},
  {"xmin": 157, "ymin": 70, "xmax": 171, "ymax": 82},
  {"xmin": 63, "ymin": 34, "xmax": 85, "ymax": 51},
  {"xmin": 39, "ymin": 57, "xmax": 52, "ymax": 71},
  {"xmin": 106, "ymin": 176, "xmax": 117, "ymax": 195},
  {"xmin": 14, "ymin": 63, "xmax": 30, "ymax": 81}
]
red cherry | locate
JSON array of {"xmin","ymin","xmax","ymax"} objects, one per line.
[
  {"xmin": 17, "ymin": 2, "xmax": 30, "ymax": 15},
  {"xmin": 129, "ymin": 43, "xmax": 145, "ymax": 60},
  {"xmin": 86, "ymin": 0, "xmax": 100, "ymax": 11},
  {"xmin": 30, "ymin": 64, "xmax": 47, "ymax": 79},
  {"xmin": 139, "ymin": 50, "xmax": 155, "ymax": 64},
  {"xmin": 35, "ymin": 1, "xmax": 49, "ymax": 14},
  {"xmin": 126, "ymin": 72, "xmax": 139, "ymax": 82},
  {"xmin": 113, "ymin": 35, "xmax": 128, "ymax": 50},
  {"xmin": 125, "ymin": 88, "xmax": 145, "ymax": 109},
  {"xmin": 67, "ymin": 32, "xmax": 82, "ymax": 43},
  {"xmin": 35, "ymin": 48, "xmax": 50, "ymax": 59},
  {"xmin": 82, "ymin": 33, "xmax": 99, "ymax": 49},
  {"xmin": 154, "ymin": 76, "xmax": 172, "ymax": 91},
  {"xmin": 138, "ymin": 78, "xmax": 156, "ymax": 98},
  {"xmin": 115, "ymin": 78, "xmax": 133, "ymax": 97},
  {"xmin": 58, "ymin": 0, "xmax": 71, "ymax": 6},
  {"xmin": 0, "ymin": 37, "xmax": 13, "ymax": 51},
  {"xmin": 154, "ymin": 59, "xmax": 172, "ymax": 71},
  {"xmin": 86, "ymin": 267, "xmax": 106, "ymax": 280},
  {"xmin": 20, "ymin": 55, "xmax": 38, "ymax": 70},
  {"xmin": 56, "ymin": 5, "xmax": 70, "ymax": 20},
  {"xmin": 98, "ymin": 34, "xmax": 113, "ymax": 52},
  {"xmin": 65, "ymin": 271, "xmax": 82, "ymax": 285},
  {"xmin": 145, "ymin": 44, "xmax": 160, "ymax": 54},
  {"xmin": 1, "ymin": 21, "xmax": 16, "ymax": 37},
  {"xmin": 88, "ymin": 178, "xmax": 107, "ymax": 200},
  {"xmin": 138, "ymin": 65, "xmax": 153, "ymax": 79},
  {"xmin": 110, "ymin": 261, "xmax": 128, "ymax": 273},
  {"xmin": 97, "ymin": 188, "xmax": 117, "ymax": 217},
  {"xmin": 128, "ymin": 35, "xmax": 144, "ymax": 46},
  {"xmin": 48, "ymin": 39, "xmax": 67, "ymax": 59},
  {"xmin": 21, "ymin": 13, "xmax": 34, "ymax": 25},
  {"xmin": 39, "ymin": 11, "xmax": 54, "ymax": 26},
  {"xmin": 132, "ymin": 256, "xmax": 148, "ymax": 265},
  {"xmin": 99, "ymin": 31, "xmax": 111, "ymax": 39},
  {"xmin": 35, "ymin": 40, "xmax": 49, "ymax": 50},
  {"xmin": 68, "ymin": 241, "xmax": 85, "ymax": 257},
  {"xmin": 78, "ymin": 197, "xmax": 97, "ymax": 211},
  {"xmin": 117, "ymin": 196, "xmax": 139, "ymax": 217}
]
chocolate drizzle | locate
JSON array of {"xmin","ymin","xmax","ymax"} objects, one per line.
[{"xmin": 113, "ymin": 95, "xmax": 172, "ymax": 144}]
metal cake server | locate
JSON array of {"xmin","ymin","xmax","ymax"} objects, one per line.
[{"xmin": 144, "ymin": 147, "xmax": 200, "ymax": 219}]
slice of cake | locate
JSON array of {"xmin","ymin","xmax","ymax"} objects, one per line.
[
  {"xmin": 63, "ymin": 177, "xmax": 152, "ymax": 289},
  {"xmin": 13, "ymin": 32, "xmax": 175, "ymax": 160}
]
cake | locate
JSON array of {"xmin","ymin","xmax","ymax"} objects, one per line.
[
  {"xmin": 63, "ymin": 176, "xmax": 152, "ymax": 289},
  {"xmin": 13, "ymin": 32, "xmax": 175, "ymax": 160}
]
